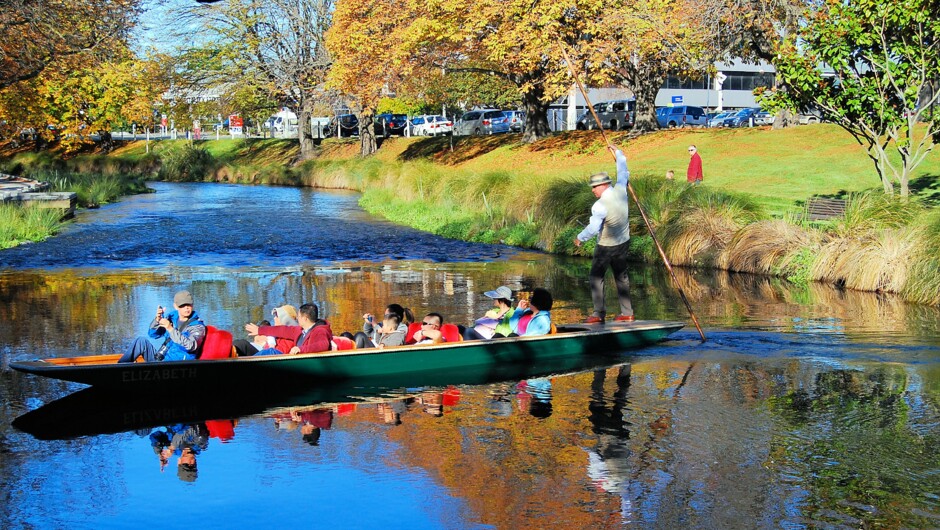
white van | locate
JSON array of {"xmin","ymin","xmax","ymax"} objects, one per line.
[{"xmin": 266, "ymin": 108, "xmax": 298, "ymax": 134}]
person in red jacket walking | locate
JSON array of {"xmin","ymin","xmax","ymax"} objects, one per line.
[
  {"xmin": 245, "ymin": 303, "xmax": 333, "ymax": 355},
  {"xmin": 687, "ymin": 145, "xmax": 703, "ymax": 184}
]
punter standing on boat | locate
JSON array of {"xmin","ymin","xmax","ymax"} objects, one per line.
[
  {"xmin": 574, "ymin": 146, "xmax": 635, "ymax": 324},
  {"xmin": 118, "ymin": 290, "xmax": 207, "ymax": 363}
]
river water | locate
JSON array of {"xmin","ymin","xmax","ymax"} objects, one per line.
[{"xmin": 1, "ymin": 182, "xmax": 938, "ymax": 528}]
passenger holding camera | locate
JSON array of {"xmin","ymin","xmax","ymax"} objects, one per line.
[{"xmin": 118, "ymin": 290, "xmax": 207, "ymax": 363}]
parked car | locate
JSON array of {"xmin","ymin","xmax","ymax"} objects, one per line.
[
  {"xmin": 754, "ymin": 111, "xmax": 774, "ymax": 125},
  {"xmin": 453, "ymin": 109, "xmax": 510, "ymax": 136},
  {"xmin": 721, "ymin": 107, "xmax": 761, "ymax": 127},
  {"xmin": 576, "ymin": 99, "xmax": 635, "ymax": 130},
  {"xmin": 410, "ymin": 115, "xmax": 453, "ymax": 136},
  {"xmin": 325, "ymin": 114, "xmax": 360, "ymax": 137},
  {"xmin": 374, "ymin": 113, "xmax": 409, "ymax": 137},
  {"xmin": 656, "ymin": 105, "xmax": 707, "ymax": 128},
  {"xmin": 707, "ymin": 111, "xmax": 734, "ymax": 128},
  {"xmin": 798, "ymin": 111, "xmax": 823, "ymax": 125},
  {"xmin": 503, "ymin": 110, "xmax": 526, "ymax": 132}
]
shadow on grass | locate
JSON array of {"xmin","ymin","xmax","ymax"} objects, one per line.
[
  {"xmin": 910, "ymin": 173, "xmax": 940, "ymax": 206},
  {"xmin": 397, "ymin": 134, "xmax": 518, "ymax": 165}
]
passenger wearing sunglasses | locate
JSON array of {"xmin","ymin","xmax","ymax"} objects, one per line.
[{"xmin": 412, "ymin": 313, "xmax": 446, "ymax": 344}]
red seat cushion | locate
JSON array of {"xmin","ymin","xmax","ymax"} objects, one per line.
[
  {"xmin": 440, "ymin": 323, "xmax": 461, "ymax": 343},
  {"xmin": 404, "ymin": 322, "xmax": 422, "ymax": 345},
  {"xmin": 200, "ymin": 325, "xmax": 233, "ymax": 360},
  {"xmin": 333, "ymin": 336, "xmax": 356, "ymax": 350}
]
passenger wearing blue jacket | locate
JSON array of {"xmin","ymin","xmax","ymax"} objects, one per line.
[
  {"xmin": 118, "ymin": 290, "xmax": 207, "ymax": 363},
  {"xmin": 509, "ymin": 288, "xmax": 553, "ymax": 337}
]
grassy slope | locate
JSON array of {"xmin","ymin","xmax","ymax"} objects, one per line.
[
  {"xmin": 58, "ymin": 124, "xmax": 940, "ymax": 213},
  {"xmin": 310, "ymin": 124, "xmax": 937, "ymax": 215}
]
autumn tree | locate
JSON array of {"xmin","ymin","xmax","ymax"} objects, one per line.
[
  {"xmin": 396, "ymin": 0, "xmax": 602, "ymax": 143},
  {"xmin": 586, "ymin": 0, "xmax": 717, "ymax": 132},
  {"xmin": 175, "ymin": 0, "xmax": 335, "ymax": 159},
  {"xmin": 764, "ymin": 0, "xmax": 940, "ymax": 196},
  {"xmin": 327, "ymin": 0, "xmax": 407, "ymax": 156},
  {"xmin": 0, "ymin": 0, "xmax": 143, "ymax": 89}
]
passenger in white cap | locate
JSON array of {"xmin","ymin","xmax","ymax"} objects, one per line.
[{"xmin": 462, "ymin": 285, "xmax": 515, "ymax": 340}]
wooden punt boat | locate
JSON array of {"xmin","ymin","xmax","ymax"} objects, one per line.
[{"xmin": 10, "ymin": 320, "xmax": 684, "ymax": 392}]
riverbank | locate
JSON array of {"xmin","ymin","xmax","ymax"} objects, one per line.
[{"xmin": 1, "ymin": 127, "xmax": 939, "ymax": 305}]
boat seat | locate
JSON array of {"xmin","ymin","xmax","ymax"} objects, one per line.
[
  {"xmin": 404, "ymin": 322, "xmax": 462, "ymax": 344},
  {"xmin": 404, "ymin": 322, "xmax": 422, "ymax": 345},
  {"xmin": 200, "ymin": 326, "xmax": 234, "ymax": 360},
  {"xmin": 440, "ymin": 323, "xmax": 462, "ymax": 343},
  {"xmin": 332, "ymin": 336, "xmax": 356, "ymax": 350}
]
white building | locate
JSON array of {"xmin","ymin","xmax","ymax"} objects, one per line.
[{"xmin": 548, "ymin": 61, "xmax": 776, "ymax": 131}]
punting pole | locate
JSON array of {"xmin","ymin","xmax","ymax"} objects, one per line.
[{"xmin": 558, "ymin": 43, "xmax": 707, "ymax": 343}]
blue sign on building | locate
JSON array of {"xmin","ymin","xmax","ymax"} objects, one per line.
[{"xmin": 671, "ymin": 95, "xmax": 683, "ymax": 104}]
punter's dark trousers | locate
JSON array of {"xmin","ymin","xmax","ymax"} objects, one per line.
[{"xmin": 590, "ymin": 241, "xmax": 633, "ymax": 318}]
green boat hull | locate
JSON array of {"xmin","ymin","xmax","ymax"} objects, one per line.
[{"xmin": 11, "ymin": 321, "xmax": 685, "ymax": 391}]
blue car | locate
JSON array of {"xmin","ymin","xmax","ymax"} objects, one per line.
[{"xmin": 721, "ymin": 108, "xmax": 761, "ymax": 127}]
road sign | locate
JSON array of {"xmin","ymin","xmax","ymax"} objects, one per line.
[{"xmin": 671, "ymin": 95, "xmax": 683, "ymax": 104}]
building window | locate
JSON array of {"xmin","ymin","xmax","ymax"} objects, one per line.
[{"xmin": 662, "ymin": 71, "xmax": 775, "ymax": 91}]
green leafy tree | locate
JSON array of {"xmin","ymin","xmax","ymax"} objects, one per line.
[{"xmin": 764, "ymin": 0, "xmax": 940, "ymax": 196}]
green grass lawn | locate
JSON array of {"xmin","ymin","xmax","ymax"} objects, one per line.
[{"xmin": 47, "ymin": 124, "xmax": 940, "ymax": 218}]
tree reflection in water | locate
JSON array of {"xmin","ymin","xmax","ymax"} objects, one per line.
[{"xmin": 2, "ymin": 258, "xmax": 939, "ymax": 527}]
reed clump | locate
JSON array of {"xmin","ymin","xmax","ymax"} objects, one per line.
[
  {"xmin": 655, "ymin": 187, "xmax": 766, "ymax": 267},
  {"xmin": 718, "ymin": 220, "xmax": 820, "ymax": 277},
  {"xmin": 0, "ymin": 203, "xmax": 63, "ymax": 248}
]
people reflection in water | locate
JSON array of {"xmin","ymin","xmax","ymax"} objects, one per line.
[
  {"xmin": 291, "ymin": 408, "xmax": 333, "ymax": 446},
  {"xmin": 377, "ymin": 398, "xmax": 410, "ymax": 425},
  {"xmin": 149, "ymin": 423, "xmax": 209, "ymax": 482},
  {"xmin": 516, "ymin": 378, "xmax": 553, "ymax": 418}
]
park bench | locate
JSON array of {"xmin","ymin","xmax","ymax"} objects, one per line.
[{"xmin": 805, "ymin": 197, "xmax": 848, "ymax": 221}]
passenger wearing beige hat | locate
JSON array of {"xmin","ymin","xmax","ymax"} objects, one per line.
[
  {"xmin": 573, "ymin": 145, "xmax": 635, "ymax": 324},
  {"xmin": 118, "ymin": 289, "xmax": 207, "ymax": 363},
  {"xmin": 462, "ymin": 285, "xmax": 515, "ymax": 340}
]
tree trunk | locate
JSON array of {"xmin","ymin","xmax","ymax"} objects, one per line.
[
  {"xmin": 630, "ymin": 70, "xmax": 663, "ymax": 133},
  {"xmin": 521, "ymin": 85, "xmax": 551, "ymax": 143},
  {"xmin": 298, "ymin": 98, "xmax": 316, "ymax": 159},
  {"xmin": 772, "ymin": 109, "xmax": 798, "ymax": 129},
  {"xmin": 359, "ymin": 111, "xmax": 377, "ymax": 156}
]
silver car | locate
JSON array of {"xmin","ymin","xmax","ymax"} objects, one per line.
[{"xmin": 454, "ymin": 109, "xmax": 510, "ymax": 136}]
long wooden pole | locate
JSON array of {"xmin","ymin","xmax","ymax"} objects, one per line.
[{"xmin": 559, "ymin": 43, "xmax": 706, "ymax": 342}]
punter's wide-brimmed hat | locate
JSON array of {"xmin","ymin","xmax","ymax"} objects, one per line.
[
  {"xmin": 589, "ymin": 172, "xmax": 612, "ymax": 187},
  {"xmin": 484, "ymin": 286, "xmax": 513, "ymax": 300}
]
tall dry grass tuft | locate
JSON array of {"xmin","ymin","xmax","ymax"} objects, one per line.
[
  {"xmin": 657, "ymin": 188, "xmax": 765, "ymax": 267},
  {"xmin": 834, "ymin": 191, "xmax": 919, "ymax": 235},
  {"xmin": 718, "ymin": 220, "xmax": 820, "ymax": 275},
  {"xmin": 902, "ymin": 210, "xmax": 940, "ymax": 305},
  {"xmin": 812, "ymin": 225, "xmax": 922, "ymax": 293}
]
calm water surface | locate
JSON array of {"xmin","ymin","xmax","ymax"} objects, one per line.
[{"xmin": 1, "ymin": 182, "xmax": 939, "ymax": 529}]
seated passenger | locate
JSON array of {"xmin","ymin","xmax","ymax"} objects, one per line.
[
  {"xmin": 509, "ymin": 288, "xmax": 553, "ymax": 337},
  {"xmin": 411, "ymin": 312, "xmax": 446, "ymax": 345},
  {"xmin": 375, "ymin": 313, "xmax": 406, "ymax": 348},
  {"xmin": 118, "ymin": 290, "xmax": 206, "ymax": 363},
  {"xmin": 463, "ymin": 285, "xmax": 515, "ymax": 340},
  {"xmin": 244, "ymin": 303, "xmax": 333, "ymax": 355},
  {"xmin": 232, "ymin": 319, "xmax": 275, "ymax": 357},
  {"xmin": 353, "ymin": 303, "xmax": 413, "ymax": 348}
]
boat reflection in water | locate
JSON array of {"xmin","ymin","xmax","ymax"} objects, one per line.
[{"xmin": 12, "ymin": 346, "xmax": 644, "ymax": 441}]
